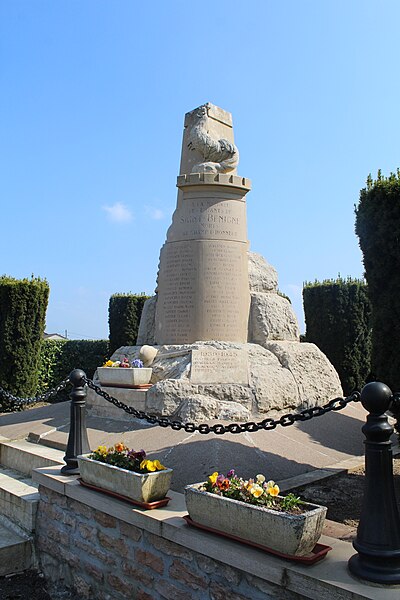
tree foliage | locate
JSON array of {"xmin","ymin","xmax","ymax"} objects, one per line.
[
  {"xmin": 303, "ymin": 278, "xmax": 372, "ymax": 394},
  {"xmin": 355, "ymin": 170, "xmax": 400, "ymax": 389},
  {"xmin": 0, "ymin": 275, "xmax": 49, "ymax": 405},
  {"xmin": 108, "ymin": 293, "xmax": 150, "ymax": 355}
]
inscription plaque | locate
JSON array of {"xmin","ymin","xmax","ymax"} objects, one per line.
[{"xmin": 190, "ymin": 348, "xmax": 249, "ymax": 385}]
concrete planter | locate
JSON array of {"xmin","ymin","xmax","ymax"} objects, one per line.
[
  {"xmin": 77, "ymin": 455, "xmax": 172, "ymax": 503},
  {"xmin": 184, "ymin": 483, "xmax": 327, "ymax": 556},
  {"xmin": 97, "ymin": 367, "xmax": 152, "ymax": 387}
]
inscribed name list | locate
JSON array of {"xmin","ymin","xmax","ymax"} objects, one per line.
[
  {"xmin": 190, "ymin": 348, "xmax": 249, "ymax": 385},
  {"xmin": 155, "ymin": 239, "xmax": 249, "ymax": 344}
]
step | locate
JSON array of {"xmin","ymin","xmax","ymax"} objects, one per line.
[
  {"xmin": 0, "ymin": 439, "xmax": 64, "ymax": 476},
  {"xmin": 0, "ymin": 467, "xmax": 39, "ymax": 533},
  {"xmin": 0, "ymin": 518, "xmax": 33, "ymax": 576}
]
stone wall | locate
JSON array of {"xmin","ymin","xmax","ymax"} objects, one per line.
[
  {"xmin": 33, "ymin": 467, "xmax": 375, "ymax": 600},
  {"xmin": 36, "ymin": 486, "xmax": 302, "ymax": 600}
]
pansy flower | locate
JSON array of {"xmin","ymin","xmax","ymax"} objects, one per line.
[
  {"xmin": 208, "ymin": 472, "xmax": 219, "ymax": 485},
  {"xmin": 266, "ymin": 480, "xmax": 280, "ymax": 496}
]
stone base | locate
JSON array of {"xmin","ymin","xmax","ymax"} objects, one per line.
[
  {"xmin": 87, "ymin": 341, "xmax": 342, "ymax": 424},
  {"xmin": 86, "ymin": 386, "xmax": 146, "ymax": 420}
]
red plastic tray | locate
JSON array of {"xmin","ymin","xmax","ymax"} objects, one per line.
[
  {"xmin": 100, "ymin": 383, "xmax": 152, "ymax": 389},
  {"xmin": 182, "ymin": 515, "xmax": 332, "ymax": 564},
  {"xmin": 78, "ymin": 478, "xmax": 170, "ymax": 509}
]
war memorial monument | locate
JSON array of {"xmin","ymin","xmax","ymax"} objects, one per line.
[{"xmin": 88, "ymin": 103, "xmax": 342, "ymax": 422}]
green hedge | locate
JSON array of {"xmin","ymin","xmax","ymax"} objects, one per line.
[
  {"xmin": 36, "ymin": 339, "xmax": 109, "ymax": 402},
  {"xmin": 355, "ymin": 170, "xmax": 400, "ymax": 389},
  {"xmin": 303, "ymin": 278, "xmax": 372, "ymax": 395},
  {"xmin": 0, "ymin": 275, "xmax": 49, "ymax": 409},
  {"xmin": 108, "ymin": 293, "xmax": 150, "ymax": 355}
]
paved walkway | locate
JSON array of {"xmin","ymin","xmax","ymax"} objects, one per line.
[{"xmin": 0, "ymin": 398, "xmax": 377, "ymax": 493}]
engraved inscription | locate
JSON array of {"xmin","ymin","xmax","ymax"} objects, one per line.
[
  {"xmin": 155, "ymin": 239, "xmax": 249, "ymax": 344},
  {"xmin": 180, "ymin": 198, "xmax": 240, "ymax": 239},
  {"xmin": 156, "ymin": 242, "xmax": 196, "ymax": 342},
  {"xmin": 168, "ymin": 190, "xmax": 247, "ymax": 243},
  {"xmin": 190, "ymin": 348, "xmax": 249, "ymax": 384},
  {"xmin": 200, "ymin": 241, "xmax": 247, "ymax": 339}
]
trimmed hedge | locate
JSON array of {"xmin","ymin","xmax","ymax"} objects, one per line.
[
  {"xmin": 355, "ymin": 170, "xmax": 400, "ymax": 389},
  {"xmin": 37, "ymin": 339, "xmax": 109, "ymax": 401},
  {"xmin": 0, "ymin": 275, "xmax": 49, "ymax": 408},
  {"xmin": 303, "ymin": 278, "xmax": 372, "ymax": 394},
  {"xmin": 108, "ymin": 293, "xmax": 150, "ymax": 355}
]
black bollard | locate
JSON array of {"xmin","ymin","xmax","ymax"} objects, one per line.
[
  {"xmin": 348, "ymin": 381, "xmax": 400, "ymax": 584},
  {"xmin": 61, "ymin": 369, "xmax": 91, "ymax": 475}
]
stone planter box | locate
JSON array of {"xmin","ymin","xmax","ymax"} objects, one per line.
[
  {"xmin": 77, "ymin": 455, "xmax": 172, "ymax": 503},
  {"xmin": 184, "ymin": 483, "xmax": 327, "ymax": 556},
  {"xmin": 97, "ymin": 367, "xmax": 152, "ymax": 387}
]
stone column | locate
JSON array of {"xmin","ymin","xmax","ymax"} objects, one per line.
[{"xmin": 155, "ymin": 173, "xmax": 251, "ymax": 344}]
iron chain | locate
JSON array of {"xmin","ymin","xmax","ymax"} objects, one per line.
[
  {"xmin": 83, "ymin": 376, "xmax": 361, "ymax": 435},
  {"xmin": 0, "ymin": 378, "xmax": 70, "ymax": 409}
]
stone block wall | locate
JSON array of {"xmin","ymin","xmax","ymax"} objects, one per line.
[
  {"xmin": 36, "ymin": 486, "xmax": 302, "ymax": 600},
  {"xmin": 32, "ymin": 467, "xmax": 377, "ymax": 600}
]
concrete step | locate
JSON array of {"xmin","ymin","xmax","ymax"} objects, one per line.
[
  {"xmin": 0, "ymin": 439, "xmax": 64, "ymax": 476},
  {"xmin": 0, "ymin": 466, "xmax": 39, "ymax": 533},
  {"xmin": 0, "ymin": 518, "xmax": 33, "ymax": 576}
]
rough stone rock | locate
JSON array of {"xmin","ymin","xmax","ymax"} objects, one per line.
[
  {"xmin": 265, "ymin": 341, "xmax": 343, "ymax": 406},
  {"xmin": 197, "ymin": 383, "xmax": 253, "ymax": 407},
  {"xmin": 151, "ymin": 347, "xmax": 191, "ymax": 382},
  {"xmin": 249, "ymin": 292, "xmax": 300, "ymax": 344},
  {"xmin": 146, "ymin": 379, "xmax": 195, "ymax": 415},
  {"xmin": 136, "ymin": 296, "xmax": 157, "ymax": 345},
  {"xmin": 247, "ymin": 343, "xmax": 300, "ymax": 413},
  {"xmin": 176, "ymin": 396, "xmax": 250, "ymax": 422},
  {"xmin": 90, "ymin": 340, "xmax": 343, "ymax": 423},
  {"xmin": 248, "ymin": 252, "xmax": 278, "ymax": 293}
]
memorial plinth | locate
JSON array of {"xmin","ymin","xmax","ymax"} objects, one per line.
[{"xmin": 155, "ymin": 173, "xmax": 251, "ymax": 344}]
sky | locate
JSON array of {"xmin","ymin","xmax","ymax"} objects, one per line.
[{"xmin": 1, "ymin": 1, "xmax": 400, "ymax": 339}]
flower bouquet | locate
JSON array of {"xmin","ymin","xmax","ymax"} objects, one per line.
[
  {"xmin": 78, "ymin": 443, "xmax": 172, "ymax": 504},
  {"xmin": 184, "ymin": 469, "xmax": 327, "ymax": 556}
]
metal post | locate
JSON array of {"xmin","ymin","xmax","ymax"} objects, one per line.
[
  {"xmin": 348, "ymin": 381, "xmax": 400, "ymax": 584},
  {"xmin": 61, "ymin": 369, "xmax": 90, "ymax": 475}
]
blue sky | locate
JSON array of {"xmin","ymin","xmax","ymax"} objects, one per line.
[{"xmin": 1, "ymin": 1, "xmax": 399, "ymax": 339}]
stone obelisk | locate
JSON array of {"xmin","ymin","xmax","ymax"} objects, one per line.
[{"xmin": 154, "ymin": 103, "xmax": 251, "ymax": 344}]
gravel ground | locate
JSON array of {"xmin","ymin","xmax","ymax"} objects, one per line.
[
  {"xmin": 0, "ymin": 571, "xmax": 51, "ymax": 600},
  {"xmin": 292, "ymin": 456, "xmax": 400, "ymax": 527}
]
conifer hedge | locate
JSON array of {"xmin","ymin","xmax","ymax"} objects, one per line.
[
  {"xmin": 108, "ymin": 293, "xmax": 150, "ymax": 355},
  {"xmin": 0, "ymin": 275, "xmax": 49, "ymax": 404},
  {"xmin": 303, "ymin": 278, "xmax": 372, "ymax": 394},
  {"xmin": 37, "ymin": 339, "xmax": 109, "ymax": 401},
  {"xmin": 355, "ymin": 170, "xmax": 400, "ymax": 389}
]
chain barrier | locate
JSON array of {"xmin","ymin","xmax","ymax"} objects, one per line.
[
  {"xmin": 0, "ymin": 378, "xmax": 70, "ymax": 409},
  {"xmin": 84, "ymin": 376, "xmax": 361, "ymax": 435}
]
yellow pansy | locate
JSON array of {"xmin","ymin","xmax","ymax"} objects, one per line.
[
  {"xmin": 140, "ymin": 459, "xmax": 157, "ymax": 472},
  {"xmin": 256, "ymin": 474, "xmax": 265, "ymax": 483},
  {"xmin": 153, "ymin": 460, "xmax": 165, "ymax": 471},
  {"xmin": 266, "ymin": 481, "xmax": 280, "ymax": 496},
  {"xmin": 208, "ymin": 472, "xmax": 218, "ymax": 485},
  {"xmin": 103, "ymin": 360, "xmax": 114, "ymax": 367},
  {"xmin": 250, "ymin": 484, "xmax": 263, "ymax": 498},
  {"xmin": 95, "ymin": 445, "xmax": 108, "ymax": 456}
]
